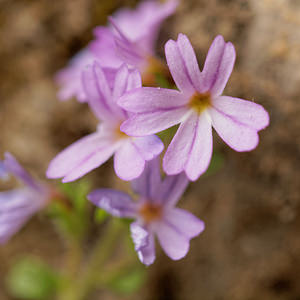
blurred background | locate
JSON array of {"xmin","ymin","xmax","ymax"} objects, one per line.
[{"xmin": 0, "ymin": 0, "xmax": 300, "ymax": 299}]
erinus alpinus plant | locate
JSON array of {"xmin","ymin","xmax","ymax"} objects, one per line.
[{"xmin": 0, "ymin": 1, "xmax": 269, "ymax": 299}]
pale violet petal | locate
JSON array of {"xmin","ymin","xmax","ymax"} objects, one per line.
[
  {"xmin": 121, "ymin": 107, "xmax": 188, "ymax": 136},
  {"xmin": 176, "ymin": 34, "xmax": 202, "ymax": 91},
  {"xmin": 118, "ymin": 87, "xmax": 187, "ymax": 113},
  {"xmin": 46, "ymin": 132, "xmax": 118, "ymax": 182},
  {"xmin": 212, "ymin": 96, "xmax": 270, "ymax": 131},
  {"xmin": 88, "ymin": 189, "xmax": 137, "ymax": 218},
  {"xmin": 4, "ymin": 153, "xmax": 40, "ymax": 191},
  {"xmin": 156, "ymin": 221, "xmax": 190, "ymax": 260},
  {"xmin": 201, "ymin": 35, "xmax": 236, "ymax": 96},
  {"xmin": 114, "ymin": 141, "xmax": 145, "ymax": 181},
  {"xmin": 131, "ymin": 157, "xmax": 162, "ymax": 200},
  {"xmin": 131, "ymin": 135, "xmax": 164, "ymax": 161},
  {"xmin": 184, "ymin": 113, "xmax": 213, "ymax": 181},
  {"xmin": 165, "ymin": 39, "xmax": 195, "ymax": 95},
  {"xmin": 157, "ymin": 172, "xmax": 189, "ymax": 207},
  {"xmin": 130, "ymin": 222, "xmax": 156, "ymax": 266},
  {"xmin": 163, "ymin": 208, "xmax": 205, "ymax": 239},
  {"xmin": 210, "ymin": 107, "xmax": 259, "ymax": 152},
  {"xmin": 163, "ymin": 111, "xmax": 198, "ymax": 176}
]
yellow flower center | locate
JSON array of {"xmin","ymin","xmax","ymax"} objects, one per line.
[
  {"xmin": 139, "ymin": 202, "xmax": 162, "ymax": 223},
  {"xmin": 189, "ymin": 92, "xmax": 212, "ymax": 114},
  {"xmin": 114, "ymin": 125, "xmax": 128, "ymax": 140}
]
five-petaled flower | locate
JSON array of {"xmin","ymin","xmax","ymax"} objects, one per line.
[
  {"xmin": 47, "ymin": 63, "xmax": 164, "ymax": 182},
  {"xmin": 0, "ymin": 153, "xmax": 49, "ymax": 244},
  {"xmin": 56, "ymin": 0, "xmax": 178, "ymax": 102},
  {"xmin": 118, "ymin": 34, "xmax": 270, "ymax": 181},
  {"xmin": 88, "ymin": 158, "xmax": 205, "ymax": 266}
]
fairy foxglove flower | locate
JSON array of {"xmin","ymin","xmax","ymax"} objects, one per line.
[
  {"xmin": 55, "ymin": 50, "xmax": 96, "ymax": 102},
  {"xmin": 56, "ymin": 0, "xmax": 178, "ymax": 102},
  {"xmin": 118, "ymin": 34, "xmax": 270, "ymax": 181},
  {"xmin": 0, "ymin": 153, "xmax": 49, "ymax": 244},
  {"xmin": 106, "ymin": 0, "xmax": 178, "ymax": 74},
  {"xmin": 88, "ymin": 158, "xmax": 204, "ymax": 266},
  {"xmin": 47, "ymin": 63, "xmax": 163, "ymax": 182}
]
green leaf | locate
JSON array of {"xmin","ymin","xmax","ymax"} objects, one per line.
[
  {"xmin": 109, "ymin": 267, "xmax": 146, "ymax": 295},
  {"xmin": 6, "ymin": 257, "xmax": 59, "ymax": 300}
]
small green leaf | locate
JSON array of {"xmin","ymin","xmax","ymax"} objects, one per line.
[{"xmin": 6, "ymin": 257, "xmax": 59, "ymax": 300}]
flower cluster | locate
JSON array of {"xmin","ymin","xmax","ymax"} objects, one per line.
[
  {"xmin": 47, "ymin": 0, "xmax": 269, "ymax": 265},
  {"xmin": 1, "ymin": 0, "xmax": 269, "ymax": 267}
]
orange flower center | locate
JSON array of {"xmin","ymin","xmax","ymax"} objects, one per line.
[
  {"xmin": 139, "ymin": 202, "xmax": 162, "ymax": 223},
  {"xmin": 189, "ymin": 92, "xmax": 211, "ymax": 114}
]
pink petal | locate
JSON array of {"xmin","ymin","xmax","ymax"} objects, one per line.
[
  {"xmin": 113, "ymin": 64, "xmax": 130, "ymax": 99},
  {"xmin": 131, "ymin": 157, "xmax": 162, "ymax": 200},
  {"xmin": 121, "ymin": 107, "xmax": 188, "ymax": 136},
  {"xmin": 165, "ymin": 39, "xmax": 195, "ymax": 95},
  {"xmin": 212, "ymin": 96, "xmax": 270, "ymax": 131},
  {"xmin": 114, "ymin": 141, "xmax": 145, "ymax": 181},
  {"xmin": 210, "ymin": 107, "xmax": 259, "ymax": 152},
  {"xmin": 132, "ymin": 135, "xmax": 164, "ymax": 161},
  {"xmin": 82, "ymin": 64, "xmax": 115, "ymax": 123},
  {"xmin": 176, "ymin": 34, "xmax": 202, "ymax": 91},
  {"xmin": 4, "ymin": 153, "xmax": 40, "ymax": 191},
  {"xmin": 46, "ymin": 132, "xmax": 118, "ymax": 182},
  {"xmin": 118, "ymin": 87, "xmax": 187, "ymax": 113},
  {"xmin": 130, "ymin": 222, "xmax": 156, "ymax": 266},
  {"xmin": 157, "ymin": 172, "xmax": 189, "ymax": 207},
  {"xmin": 202, "ymin": 35, "xmax": 236, "ymax": 96},
  {"xmin": 109, "ymin": 17, "xmax": 143, "ymax": 67},
  {"xmin": 164, "ymin": 208, "xmax": 205, "ymax": 239},
  {"xmin": 88, "ymin": 189, "xmax": 137, "ymax": 218},
  {"xmin": 156, "ymin": 221, "xmax": 190, "ymax": 260},
  {"xmin": 89, "ymin": 27, "xmax": 123, "ymax": 69},
  {"xmin": 184, "ymin": 113, "xmax": 213, "ymax": 181},
  {"xmin": 163, "ymin": 112, "xmax": 198, "ymax": 176},
  {"xmin": 127, "ymin": 69, "xmax": 142, "ymax": 91}
]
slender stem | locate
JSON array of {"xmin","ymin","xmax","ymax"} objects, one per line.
[
  {"xmin": 80, "ymin": 219, "xmax": 124, "ymax": 295},
  {"xmin": 57, "ymin": 219, "xmax": 125, "ymax": 300}
]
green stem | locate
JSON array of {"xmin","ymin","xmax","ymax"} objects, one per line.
[{"xmin": 58, "ymin": 219, "xmax": 124, "ymax": 300}]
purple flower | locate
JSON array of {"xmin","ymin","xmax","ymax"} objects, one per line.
[
  {"xmin": 88, "ymin": 158, "xmax": 204, "ymax": 266},
  {"xmin": 47, "ymin": 63, "xmax": 163, "ymax": 182},
  {"xmin": 0, "ymin": 153, "xmax": 49, "ymax": 244},
  {"xmin": 56, "ymin": 0, "xmax": 177, "ymax": 102},
  {"xmin": 106, "ymin": 0, "xmax": 178, "ymax": 72},
  {"xmin": 55, "ymin": 49, "xmax": 96, "ymax": 102},
  {"xmin": 118, "ymin": 34, "xmax": 270, "ymax": 181}
]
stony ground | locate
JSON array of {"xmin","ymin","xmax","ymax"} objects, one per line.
[{"xmin": 0, "ymin": 0, "xmax": 300, "ymax": 299}]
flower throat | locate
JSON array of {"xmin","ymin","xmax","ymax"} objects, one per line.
[{"xmin": 189, "ymin": 92, "xmax": 212, "ymax": 114}]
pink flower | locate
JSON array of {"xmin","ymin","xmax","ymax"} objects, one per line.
[
  {"xmin": 56, "ymin": 0, "xmax": 178, "ymax": 102},
  {"xmin": 88, "ymin": 158, "xmax": 204, "ymax": 266},
  {"xmin": 118, "ymin": 34, "xmax": 270, "ymax": 181},
  {"xmin": 47, "ymin": 63, "xmax": 163, "ymax": 182},
  {"xmin": 0, "ymin": 153, "xmax": 49, "ymax": 244}
]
